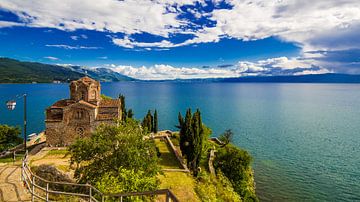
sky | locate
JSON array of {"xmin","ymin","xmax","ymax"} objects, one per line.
[{"xmin": 0, "ymin": 0, "xmax": 359, "ymax": 80}]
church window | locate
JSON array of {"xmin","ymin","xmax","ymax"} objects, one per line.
[
  {"xmin": 76, "ymin": 110, "xmax": 84, "ymax": 119},
  {"xmin": 80, "ymin": 91, "xmax": 85, "ymax": 100}
]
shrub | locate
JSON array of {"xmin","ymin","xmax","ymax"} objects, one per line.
[{"xmin": 214, "ymin": 145, "xmax": 258, "ymax": 201}]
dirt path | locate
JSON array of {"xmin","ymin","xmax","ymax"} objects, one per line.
[{"xmin": 0, "ymin": 165, "xmax": 31, "ymax": 202}]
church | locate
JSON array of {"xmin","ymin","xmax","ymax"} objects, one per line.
[{"xmin": 45, "ymin": 76, "xmax": 122, "ymax": 146}]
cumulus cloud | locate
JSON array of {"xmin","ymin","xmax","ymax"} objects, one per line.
[
  {"xmin": 45, "ymin": 44, "xmax": 101, "ymax": 50},
  {"xmin": 108, "ymin": 57, "xmax": 330, "ymax": 80},
  {"xmin": 0, "ymin": 20, "xmax": 22, "ymax": 27},
  {"xmin": 0, "ymin": 0, "xmax": 359, "ymax": 51},
  {"xmin": 0, "ymin": 0, "xmax": 359, "ymax": 74}
]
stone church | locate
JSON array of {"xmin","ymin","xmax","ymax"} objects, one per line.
[{"xmin": 45, "ymin": 76, "xmax": 122, "ymax": 146}]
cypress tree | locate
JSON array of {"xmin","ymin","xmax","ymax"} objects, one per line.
[
  {"xmin": 153, "ymin": 110, "xmax": 158, "ymax": 133},
  {"xmin": 127, "ymin": 109, "xmax": 134, "ymax": 119},
  {"xmin": 184, "ymin": 109, "xmax": 192, "ymax": 161},
  {"xmin": 119, "ymin": 94, "xmax": 127, "ymax": 121},
  {"xmin": 177, "ymin": 108, "xmax": 204, "ymax": 175}
]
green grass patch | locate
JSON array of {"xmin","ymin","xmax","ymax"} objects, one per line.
[
  {"xmin": 47, "ymin": 149, "xmax": 69, "ymax": 155},
  {"xmin": 155, "ymin": 138, "xmax": 182, "ymax": 169},
  {"xmin": 0, "ymin": 154, "xmax": 24, "ymax": 163},
  {"xmin": 158, "ymin": 172, "xmax": 199, "ymax": 202}
]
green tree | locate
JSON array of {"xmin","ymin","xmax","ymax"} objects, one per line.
[
  {"xmin": 96, "ymin": 168, "xmax": 159, "ymax": 201},
  {"xmin": 153, "ymin": 110, "xmax": 158, "ymax": 133},
  {"xmin": 178, "ymin": 109, "xmax": 205, "ymax": 176},
  {"xmin": 68, "ymin": 119, "xmax": 160, "ymax": 190},
  {"xmin": 119, "ymin": 94, "xmax": 127, "ymax": 121},
  {"xmin": 219, "ymin": 129, "xmax": 233, "ymax": 146},
  {"xmin": 142, "ymin": 110, "xmax": 154, "ymax": 133},
  {"xmin": 100, "ymin": 94, "xmax": 112, "ymax": 100},
  {"xmin": 0, "ymin": 125, "xmax": 22, "ymax": 152},
  {"xmin": 214, "ymin": 145, "xmax": 258, "ymax": 201},
  {"xmin": 127, "ymin": 109, "xmax": 134, "ymax": 119}
]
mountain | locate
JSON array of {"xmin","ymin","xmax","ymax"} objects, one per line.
[
  {"xmin": 216, "ymin": 74, "xmax": 360, "ymax": 83},
  {"xmin": 0, "ymin": 58, "xmax": 135, "ymax": 83},
  {"xmin": 66, "ymin": 65, "xmax": 134, "ymax": 82},
  {"xmin": 147, "ymin": 74, "xmax": 360, "ymax": 83}
]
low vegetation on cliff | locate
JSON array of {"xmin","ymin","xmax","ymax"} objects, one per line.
[{"xmin": 0, "ymin": 124, "xmax": 23, "ymax": 152}]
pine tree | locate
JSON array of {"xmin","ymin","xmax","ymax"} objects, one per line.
[{"xmin": 153, "ymin": 110, "xmax": 158, "ymax": 133}]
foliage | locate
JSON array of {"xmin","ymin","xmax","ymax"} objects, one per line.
[
  {"xmin": 119, "ymin": 94, "xmax": 127, "ymax": 121},
  {"xmin": 0, "ymin": 125, "xmax": 22, "ymax": 152},
  {"xmin": 0, "ymin": 58, "xmax": 85, "ymax": 83},
  {"xmin": 178, "ymin": 109, "xmax": 204, "ymax": 176},
  {"xmin": 96, "ymin": 168, "xmax": 159, "ymax": 201},
  {"xmin": 214, "ymin": 145, "xmax": 258, "ymax": 201},
  {"xmin": 68, "ymin": 119, "xmax": 160, "ymax": 192},
  {"xmin": 127, "ymin": 109, "xmax": 134, "ymax": 119},
  {"xmin": 219, "ymin": 129, "xmax": 233, "ymax": 146},
  {"xmin": 141, "ymin": 110, "xmax": 158, "ymax": 133},
  {"xmin": 100, "ymin": 94, "xmax": 112, "ymax": 100},
  {"xmin": 153, "ymin": 110, "xmax": 158, "ymax": 133},
  {"xmin": 195, "ymin": 171, "xmax": 241, "ymax": 202}
]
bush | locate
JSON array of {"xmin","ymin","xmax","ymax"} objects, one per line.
[
  {"xmin": 195, "ymin": 171, "xmax": 241, "ymax": 202},
  {"xmin": 214, "ymin": 145, "xmax": 258, "ymax": 201},
  {"xmin": 0, "ymin": 125, "xmax": 22, "ymax": 152}
]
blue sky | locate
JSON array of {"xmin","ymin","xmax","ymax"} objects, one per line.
[{"xmin": 0, "ymin": 0, "xmax": 359, "ymax": 80}]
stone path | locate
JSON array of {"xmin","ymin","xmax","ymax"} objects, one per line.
[{"xmin": 0, "ymin": 165, "xmax": 31, "ymax": 202}]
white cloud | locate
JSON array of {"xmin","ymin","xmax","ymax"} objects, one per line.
[
  {"xmin": 0, "ymin": 20, "xmax": 23, "ymax": 27},
  {"xmin": 0, "ymin": 0, "xmax": 195, "ymax": 36},
  {"xmin": 0, "ymin": 0, "xmax": 359, "ymax": 52},
  {"xmin": 70, "ymin": 34, "xmax": 88, "ymax": 40},
  {"xmin": 44, "ymin": 56, "xmax": 59, "ymax": 60},
  {"xmin": 108, "ymin": 57, "xmax": 330, "ymax": 80},
  {"xmin": 70, "ymin": 36, "xmax": 79, "ymax": 40},
  {"xmin": 45, "ymin": 44, "xmax": 101, "ymax": 49}
]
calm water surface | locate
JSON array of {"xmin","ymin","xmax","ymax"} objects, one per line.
[{"xmin": 0, "ymin": 82, "xmax": 359, "ymax": 201}]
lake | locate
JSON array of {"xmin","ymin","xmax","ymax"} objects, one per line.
[{"xmin": 0, "ymin": 82, "xmax": 359, "ymax": 201}]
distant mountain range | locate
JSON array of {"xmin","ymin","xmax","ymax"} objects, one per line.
[
  {"xmin": 162, "ymin": 74, "xmax": 360, "ymax": 83},
  {"xmin": 1, "ymin": 58, "xmax": 360, "ymax": 83},
  {"xmin": 0, "ymin": 58, "xmax": 135, "ymax": 83}
]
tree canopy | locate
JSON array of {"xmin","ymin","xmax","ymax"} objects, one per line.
[
  {"xmin": 0, "ymin": 125, "xmax": 22, "ymax": 152},
  {"xmin": 68, "ymin": 119, "xmax": 160, "ymax": 194}
]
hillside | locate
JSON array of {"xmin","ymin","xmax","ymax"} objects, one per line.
[
  {"xmin": 0, "ymin": 58, "xmax": 135, "ymax": 83},
  {"xmin": 148, "ymin": 73, "xmax": 360, "ymax": 83}
]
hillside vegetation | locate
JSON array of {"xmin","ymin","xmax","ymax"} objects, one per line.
[
  {"xmin": 0, "ymin": 57, "xmax": 134, "ymax": 83},
  {"xmin": 0, "ymin": 58, "xmax": 85, "ymax": 83}
]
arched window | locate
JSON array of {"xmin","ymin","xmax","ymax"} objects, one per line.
[{"xmin": 76, "ymin": 110, "xmax": 83, "ymax": 119}]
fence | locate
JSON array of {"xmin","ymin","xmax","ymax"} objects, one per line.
[{"xmin": 21, "ymin": 151, "xmax": 179, "ymax": 202}]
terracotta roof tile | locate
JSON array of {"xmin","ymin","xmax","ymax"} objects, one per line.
[
  {"xmin": 78, "ymin": 100, "xmax": 97, "ymax": 108},
  {"xmin": 99, "ymin": 99, "xmax": 121, "ymax": 108},
  {"xmin": 50, "ymin": 99, "xmax": 74, "ymax": 108}
]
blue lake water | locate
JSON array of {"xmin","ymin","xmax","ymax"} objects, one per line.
[{"xmin": 0, "ymin": 82, "xmax": 359, "ymax": 201}]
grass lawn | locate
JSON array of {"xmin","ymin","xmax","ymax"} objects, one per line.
[
  {"xmin": 155, "ymin": 138, "xmax": 182, "ymax": 169},
  {"xmin": 0, "ymin": 154, "xmax": 24, "ymax": 164},
  {"xmin": 30, "ymin": 149, "xmax": 73, "ymax": 177},
  {"xmin": 158, "ymin": 172, "xmax": 200, "ymax": 202}
]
